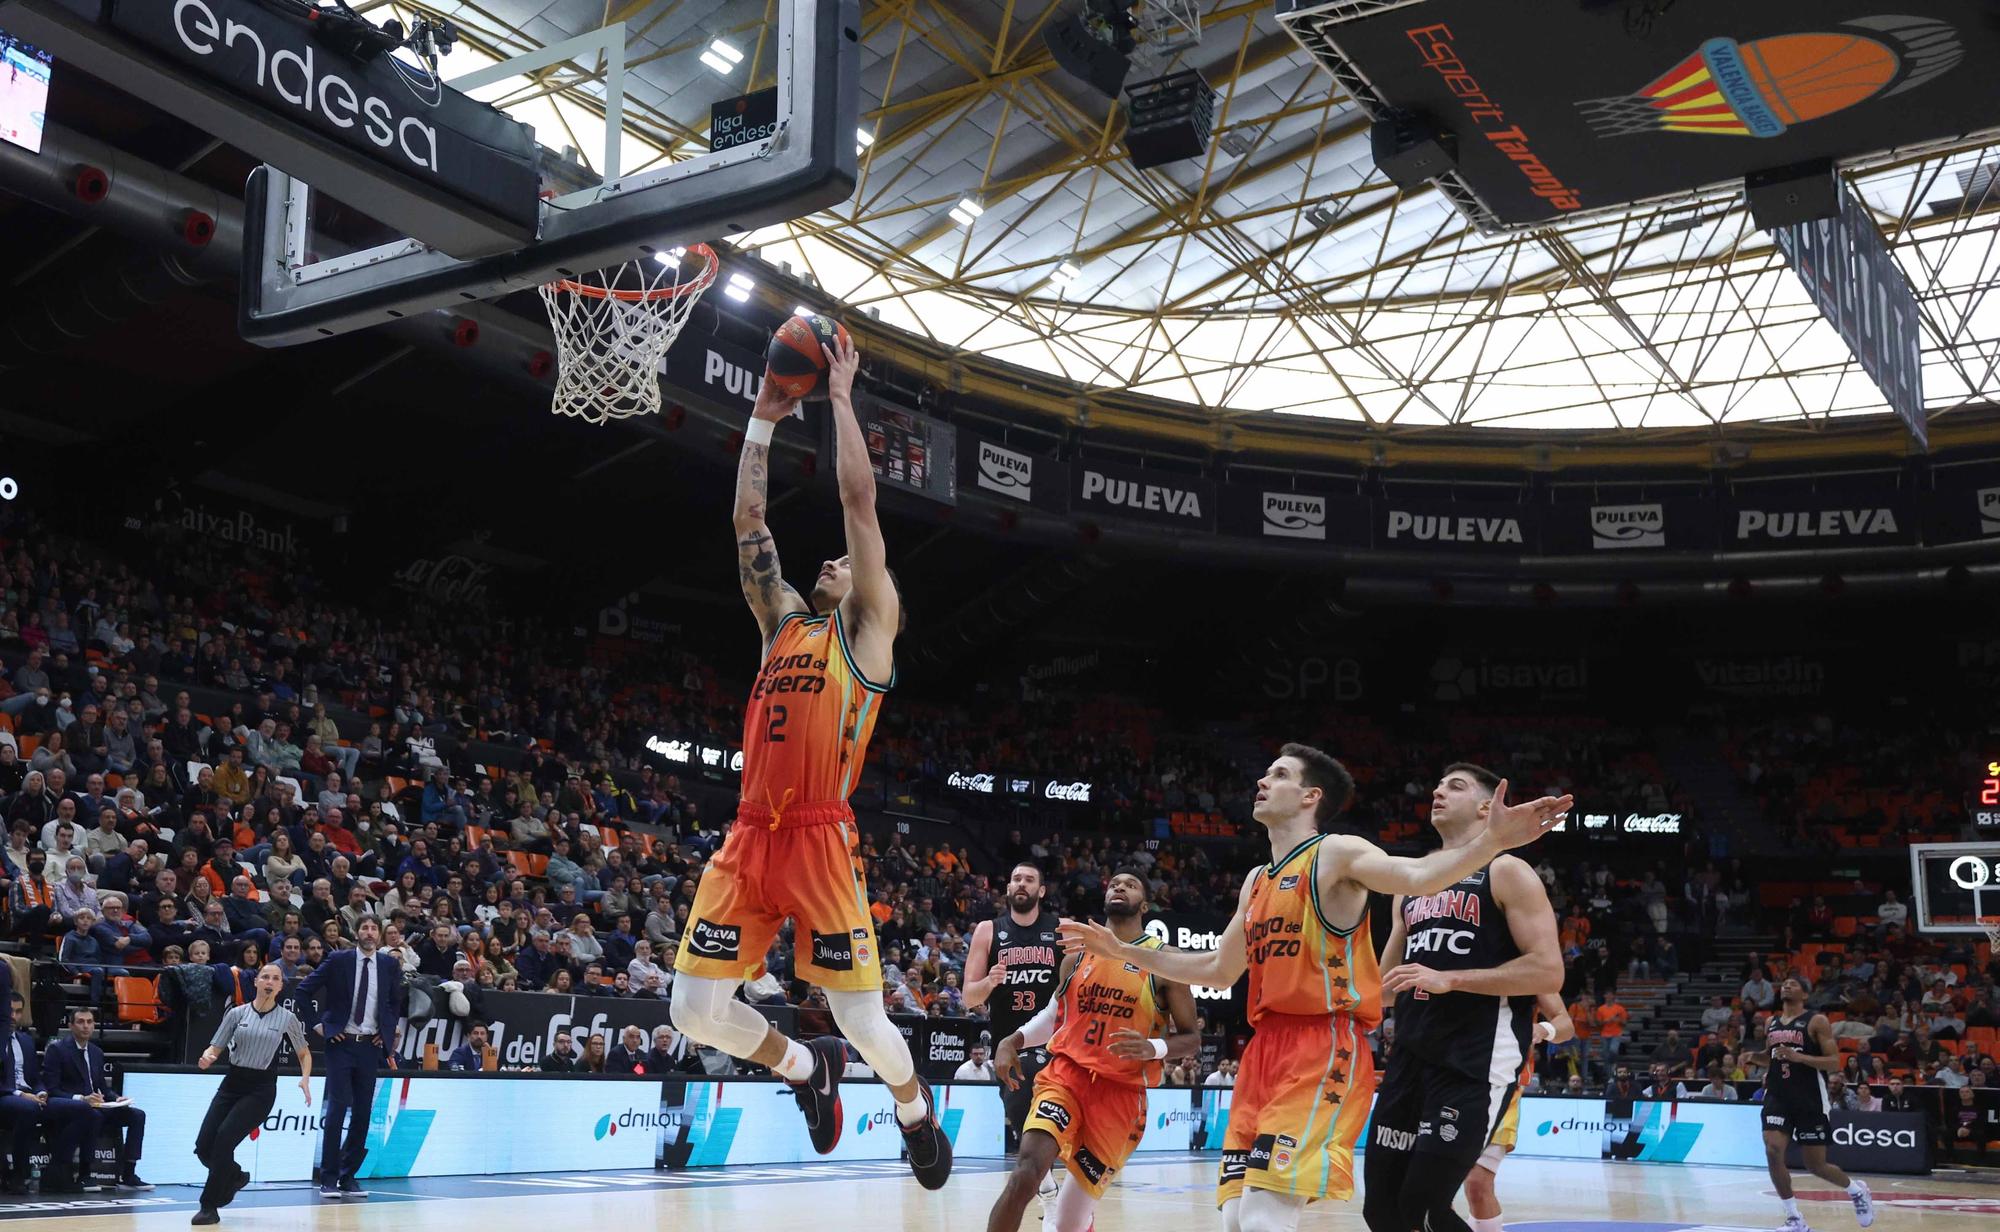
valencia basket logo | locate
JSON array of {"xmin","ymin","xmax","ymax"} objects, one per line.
[{"xmin": 1578, "ymin": 17, "xmax": 1963, "ymax": 140}]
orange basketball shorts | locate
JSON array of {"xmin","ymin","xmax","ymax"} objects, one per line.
[
  {"xmin": 1022, "ymin": 1053, "xmax": 1149, "ymax": 1198},
  {"xmin": 1216, "ymin": 1011, "xmax": 1375, "ymax": 1208},
  {"xmin": 673, "ymin": 804, "xmax": 882, "ymax": 993}
]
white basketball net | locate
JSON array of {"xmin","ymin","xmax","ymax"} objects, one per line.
[
  {"xmin": 538, "ymin": 244, "xmax": 718, "ymax": 424},
  {"xmin": 1983, "ymin": 915, "xmax": 2000, "ymax": 952}
]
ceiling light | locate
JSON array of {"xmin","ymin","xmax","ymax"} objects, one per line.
[
  {"xmin": 1050, "ymin": 261, "xmax": 1082, "ymax": 287},
  {"xmin": 653, "ymin": 245, "xmax": 689, "ymax": 264},
  {"xmin": 724, "ymin": 272, "xmax": 755, "ymax": 303},
  {"xmin": 948, "ymin": 198, "xmax": 984, "ymax": 227},
  {"xmin": 700, "ymin": 39, "xmax": 743, "ymax": 74},
  {"xmin": 793, "ymin": 305, "xmax": 815, "ymax": 318},
  {"xmin": 856, "ymin": 128, "xmax": 875, "ymax": 155}
]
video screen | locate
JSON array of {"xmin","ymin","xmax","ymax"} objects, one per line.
[{"xmin": 0, "ymin": 32, "xmax": 52, "ymax": 154}]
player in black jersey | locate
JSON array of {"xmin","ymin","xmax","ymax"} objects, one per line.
[
  {"xmin": 1751, "ymin": 977, "xmax": 1873, "ymax": 1232},
  {"xmin": 1363, "ymin": 763, "xmax": 1565, "ymax": 1232},
  {"xmin": 964, "ymin": 863, "xmax": 1063, "ymax": 1161}
]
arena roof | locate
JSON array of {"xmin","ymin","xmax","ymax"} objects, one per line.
[{"xmin": 356, "ymin": 0, "xmax": 2000, "ymax": 439}]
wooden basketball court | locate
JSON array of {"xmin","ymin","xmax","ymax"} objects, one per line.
[{"xmin": 12, "ymin": 1155, "xmax": 1997, "ymax": 1232}]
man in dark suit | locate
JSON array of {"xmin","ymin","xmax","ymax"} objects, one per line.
[
  {"xmin": 0, "ymin": 990, "xmax": 44, "ymax": 1193},
  {"xmin": 605, "ymin": 1025, "xmax": 649, "ymax": 1074},
  {"xmin": 42, "ymin": 1007, "xmax": 148, "ymax": 1191},
  {"xmin": 297, "ymin": 916, "xmax": 402, "ymax": 1200},
  {"xmin": 445, "ymin": 1023, "xmax": 491, "ymax": 1072}
]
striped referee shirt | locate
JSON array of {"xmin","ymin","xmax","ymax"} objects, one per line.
[{"xmin": 209, "ymin": 1003, "xmax": 310, "ymax": 1071}]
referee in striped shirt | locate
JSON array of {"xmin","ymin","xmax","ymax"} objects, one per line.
[{"xmin": 191, "ymin": 964, "xmax": 313, "ymax": 1225}]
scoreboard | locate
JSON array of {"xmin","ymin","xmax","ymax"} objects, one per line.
[
  {"xmin": 838, "ymin": 396, "xmax": 957, "ymax": 507},
  {"xmin": 1979, "ymin": 759, "xmax": 2000, "ymax": 828}
]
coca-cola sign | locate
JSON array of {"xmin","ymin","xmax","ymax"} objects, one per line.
[
  {"xmin": 946, "ymin": 770, "xmax": 996, "ymax": 794},
  {"xmin": 394, "ymin": 555, "xmax": 494, "ymax": 605},
  {"xmin": 1043, "ymin": 780, "xmax": 1093, "ymax": 803}
]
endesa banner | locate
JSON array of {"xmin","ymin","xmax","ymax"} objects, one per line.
[
  {"xmin": 1513, "ymin": 1098, "xmax": 1928, "ymax": 1174},
  {"xmin": 121, "ymin": 1072, "xmax": 660, "ymax": 1185}
]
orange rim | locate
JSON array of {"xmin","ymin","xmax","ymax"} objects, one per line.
[{"xmin": 553, "ymin": 243, "xmax": 720, "ymax": 301}]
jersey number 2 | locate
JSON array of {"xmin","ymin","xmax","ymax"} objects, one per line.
[{"xmin": 767, "ymin": 704, "xmax": 788, "ymax": 742}]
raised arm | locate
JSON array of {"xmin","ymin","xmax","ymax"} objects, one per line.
[
  {"xmin": 1383, "ymin": 856, "xmax": 1565, "ymax": 998},
  {"xmin": 1062, "ymin": 871, "xmax": 1253, "ymax": 990},
  {"xmin": 823, "ymin": 335, "xmax": 898, "ymax": 678},
  {"xmin": 1326, "ymin": 779, "xmax": 1572, "ymax": 899},
  {"xmin": 735, "ymin": 379, "xmax": 810, "ymax": 646}
]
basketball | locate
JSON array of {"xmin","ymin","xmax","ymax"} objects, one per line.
[
  {"xmin": 1742, "ymin": 34, "xmax": 1898, "ymax": 125},
  {"xmin": 764, "ymin": 313, "xmax": 851, "ymax": 400}
]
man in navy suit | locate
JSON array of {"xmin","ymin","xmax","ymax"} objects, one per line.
[
  {"xmin": 0, "ymin": 991, "xmax": 44, "ymax": 1193},
  {"xmin": 42, "ymin": 1006, "xmax": 148, "ymax": 1192},
  {"xmin": 297, "ymin": 916, "xmax": 402, "ymax": 1199}
]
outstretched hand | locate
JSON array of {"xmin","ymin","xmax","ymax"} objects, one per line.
[
  {"xmin": 1483, "ymin": 779, "xmax": 1573, "ymax": 850},
  {"xmin": 822, "ymin": 332, "xmax": 859, "ymax": 403},
  {"xmin": 1058, "ymin": 918, "xmax": 1123, "ymax": 960}
]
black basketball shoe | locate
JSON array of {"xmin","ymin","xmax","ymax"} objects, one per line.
[
  {"xmin": 788, "ymin": 1035, "xmax": 847, "ymax": 1154},
  {"xmin": 897, "ymin": 1079, "xmax": 953, "ymax": 1190}
]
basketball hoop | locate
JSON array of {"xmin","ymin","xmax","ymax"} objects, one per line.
[
  {"xmin": 538, "ymin": 244, "xmax": 719, "ymax": 424},
  {"xmin": 1981, "ymin": 915, "xmax": 2000, "ymax": 952}
]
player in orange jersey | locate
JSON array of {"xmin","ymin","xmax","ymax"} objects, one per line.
[
  {"xmin": 1063, "ymin": 744, "xmax": 1569, "ymax": 1232},
  {"xmin": 984, "ymin": 870, "xmax": 1200, "ymax": 1232},
  {"xmin": 670, "ymin": 333, "xmax": 951, "ymax": 1189}
]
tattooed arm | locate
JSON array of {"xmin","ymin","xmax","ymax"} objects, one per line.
[{"xmin": 735, "ymin": 382, "xmax": 809, "ymax": 647}]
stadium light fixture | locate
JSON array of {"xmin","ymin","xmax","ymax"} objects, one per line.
[
  {"xmin": 700, "ymin": 39, "xmax": 743, "ymax": 75},
  {"xmin": 949, "ymin": 198, "xmax": 984, "ymax": 227}
]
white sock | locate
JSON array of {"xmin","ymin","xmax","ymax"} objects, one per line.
[
  {"xmin": 1847, "ymin": 1180, "xmax": 1867, "ymax": 1196},
  {"xmin": 894, "ymin": 1094, "xmax": 928, "ymax": 1127},
  {"xmin": 1784, "ymin": 1198, "xmax": 1801, "ymax": 1219},
  {"xmin": 773, "ymin": 1038, "xmax": 815, "ymax": 1083},
  {"xmin": 1474, "ymin": 1217, "xmax": 1505, "ymax": 1232}
]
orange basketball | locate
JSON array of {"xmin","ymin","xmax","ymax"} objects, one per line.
[
  {"xmin": 764, "ymin": 314, "xmax": 851, "ymax": 400},
  {"xmin": 1742, "ymin": 34, "xmax": 1898, "ymax": 126}
]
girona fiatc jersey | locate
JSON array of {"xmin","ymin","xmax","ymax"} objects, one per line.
[
  {"xmin": 738, "ymin": 609, "xmax": 891, "ymax": 823},
  {"xmin": 1051, "ymin": 932, "xmax": 1172, "ymax": 1086},
  {"xmin": 1764, "ymin": 1010, "xmax": 1829, "ymax": 1111},
  {"xmin": 1244, "ymin": 836, "xmax": 1382, "ymax": 1028},
  {"xmin": 1390, "ymin": 861, "xmax": 1534, "ymax": 1085},
  {"xmin": 988, "ymin": 909, "xmax": 1064, "ymax": 1044}
]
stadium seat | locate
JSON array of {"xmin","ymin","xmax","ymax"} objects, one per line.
[{"xmin": 114, "ymin": 975, "xmax": 164, "ymax": 1025}]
